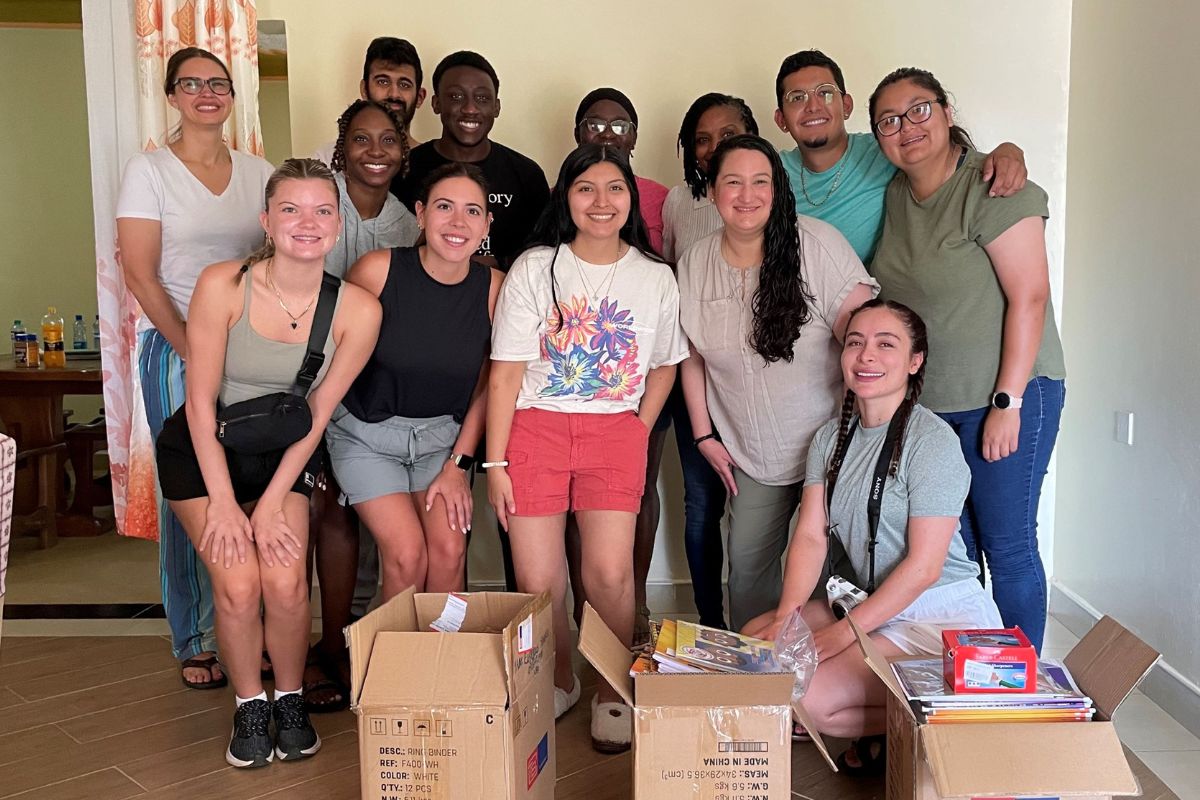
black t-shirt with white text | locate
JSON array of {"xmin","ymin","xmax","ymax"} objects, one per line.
[{"xmin": 393, "ymin": 141, "xmax": 550, "ymax": 269}]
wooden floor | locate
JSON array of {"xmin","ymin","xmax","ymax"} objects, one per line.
[{"xmin": 0, "ymin": 636, "xmax": 1179, "ymax": 799}]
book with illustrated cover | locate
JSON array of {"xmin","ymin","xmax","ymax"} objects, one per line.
[
  {"xmin": 673, "ymin": 621, "xmax": 784, "ymax": 674},
  {"xmin": 894, "ymin": 657, "xmax": 1091, "ymax": 705},
  {"xmin": 652, "ymin": 619, "xmax": 702, "ymax": 673}
]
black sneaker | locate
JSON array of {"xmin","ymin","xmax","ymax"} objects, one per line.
[
  {"xmin": 273, "ymin": 692, "xmax": 321, "ymax": 761},
  {"xmin": 226, "ymin": 699, "xmax": 273, "ymax": 768}
]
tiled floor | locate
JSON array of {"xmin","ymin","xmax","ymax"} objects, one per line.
[
  {"xmin": 3, "ymin": 533, "xmax": 1198, "ymax": 797},
  {"xmin": 1043, "ymin": 616, "xmax": 1200, "ymax": 799}
]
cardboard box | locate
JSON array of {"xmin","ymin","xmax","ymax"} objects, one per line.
[
  {"xmin": 578, "ymin": 603, "xmax": 794, "ymax": 799},
  {"xmin": 941, "ymin": 627, "xmax": 1037, "ymax": 693},
  {"xmin": 829, "ymin": 615, "xmax": 1161, "ymax": 799},
  {"xmin": 348, "ymin": 588, "xmax": 556, "ymax": 800}
]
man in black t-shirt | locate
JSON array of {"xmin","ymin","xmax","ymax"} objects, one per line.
[{"xmin": 392, "ymin": 51, "xmax": 550, "ymax": 270}]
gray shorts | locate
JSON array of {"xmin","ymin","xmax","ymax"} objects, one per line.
[{"xmin": 325, "ymin": 405, "xmax": 461, "ymax": 504}]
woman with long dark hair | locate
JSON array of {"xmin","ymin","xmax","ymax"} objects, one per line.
[
  {"xmin": 659, "ymin": 93, "xmax": 760, "ymax": 630},
  {"xmin": 867, "ymin": 67, "xmax": 1065, "ymax": 651},
  {"xmin": 117, "ymin": 47, "xmax": 274, "ymax": 690},
  {"xmin": 154, "ymin": 158, "xmax": 380, "ymax": 767},
  {"xmin": 677, "ymin": 134, "xmax": 876, "ymax": 630},
  {"xmin": 743, "ymin": 300, "xmax": 1001, "ymax": 776},
  {"xmin": 486, "ymin": 144, "xmax": 686, "ymax": 753}
]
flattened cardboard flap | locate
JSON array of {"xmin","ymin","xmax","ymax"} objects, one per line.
[
  {"xmin": 577, "ymin": 603, "xmax": 634, "ymax": 707},
  {"xmin": 359, "ymin": 631, "xmax": 508, "ymax": 707},
  {"xmin": 921, "ymin": 721, "xmax": 1137, "ymax": 797},
  {"xmin": 501, "ymin": 591, "xmax": 551, "ymax": 701},
  {"xmin": 1065, "ymin": 615, "xmax": 1160, "ymax": 721},
  {"xmin": 791, "ymin": 699, "xmax": 838, "ymax": 771},
  {"xmin": 347, "ymin": 586, "xmax": 417, "ymax": 708},
  {"xmin": 849, "ymin": 616, "xmax": 917, "ymax": 723}
]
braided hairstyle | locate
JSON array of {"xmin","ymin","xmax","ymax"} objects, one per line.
[
  {"xmin": 707, "ymin": 134, "xmax": 814, "ymax": 363},
  {"xmin": 825, "ymin": 299, "xmax": 929, "ymax": 488},
  {"xmin": 329, "ymin": 99, "xmax": 411, "ymax": 179},
  {"xmin": 677, "ymin": 93, "xmax": 758, "ymax": 200}
]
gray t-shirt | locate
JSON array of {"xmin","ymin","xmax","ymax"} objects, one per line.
[{"xmin": 804, "ymin": 404, "xmax": 979, "ymax": 589}]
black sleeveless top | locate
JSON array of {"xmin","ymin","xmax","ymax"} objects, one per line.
[{"xmin": 342, "ymin": 247, "xmax": 491, "ymax": 423}]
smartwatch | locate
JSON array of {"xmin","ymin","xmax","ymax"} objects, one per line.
[
  {"xmin": 991, "ymin": 392, "xmax": 1023, "ymax": 410},
  {"xmin": 450, "ymin": 453, "xmax": 476, "ymax": 471}
]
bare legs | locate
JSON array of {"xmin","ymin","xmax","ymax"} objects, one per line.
[
  {"xmin": 353, "ymin": 490, "xmax": 466, "ymax": 600},
  {"xmin": 171, "ymin": 493, "xmax": 312, "ymax": 697},
  {"xmin": 511, "ymin": 510, "xmax": 635, "ymax": 705}
]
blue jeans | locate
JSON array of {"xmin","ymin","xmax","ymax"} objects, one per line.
[
  {"xmin": 936, "ymin": 377, "xmax": 1064, "ymax": 651},
  {"xmin": 668, "ymin": 385, "xmax": 728, "ymax": 628}
]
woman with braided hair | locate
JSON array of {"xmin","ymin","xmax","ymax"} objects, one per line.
[
  {"xmin": 302, "ymin": 98, "xmax": 419, "ymax": 713},
  {"xmin": 742, "ymin": 299, "xmax": 1001, "ymax": 776}
]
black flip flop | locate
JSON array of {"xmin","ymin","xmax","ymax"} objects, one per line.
[
  {"xmin": 180, "ymin": 654, "xmax": 228, "ymax": 690},
  {"xmin": 302, "ymin": 646, "xmax": 349, "ymax": 713},
  {"xmin": 835, "ymin": 734, "xmax": 886, "ymax": 777}
]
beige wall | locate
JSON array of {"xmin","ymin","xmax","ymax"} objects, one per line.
[
  {"xmin": 259, "ymin": 78, "xmax": 293, "ymax": 164},
  {"xmin": 0, "ymin": 27, "xmax": 101, "ymax": 418},
  {"xmin": 257, "ymin": 0, "xmax": 1073, "ymax": 586},
  {"xmin": 1057, "ymin": 3, "xmax": 1200, "ymax": 686}
]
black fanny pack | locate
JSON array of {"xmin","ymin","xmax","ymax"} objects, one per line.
[{"xmin": 215, "ymin": 267, "xmax": 340, "ymax": 455}]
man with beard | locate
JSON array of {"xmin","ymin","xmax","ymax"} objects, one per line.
[
  {"xmin": 392, "ymin": 50, "xmax": 549, "ymax": 270},
  {"xmin": 773, "ymin": 49, "xmax": 1027, "ymax": 264},
  {"xmin": 314, "ymin": 37, "xmax": 426, "ymax": 164}
]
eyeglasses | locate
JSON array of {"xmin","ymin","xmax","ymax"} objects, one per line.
[
  {"xmin": 579, "ymin": 117, "xmax": 636, "ymax": 136},
  {"xmin": 782, "ymin": 83, "xmax": 842, "ymax": 106},
  {"xmin": 873, "ymin": 100, "xmax": 941, "ymax": 137},
  {"xmin": 173, "ymin": 77, "xmax": 233, "ymax": 96}
]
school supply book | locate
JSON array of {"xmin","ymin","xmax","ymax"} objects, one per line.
[
  {"xmin": 652, "ymin": 619, "xmax": 703, "ymax": 673},
  {"xmin": 673, "ymin": 621, "xmax": 784, "ymax": 674},
  {"xmin": 894, "ymin": 657, "xmax": 1090, "ymax": 705}
]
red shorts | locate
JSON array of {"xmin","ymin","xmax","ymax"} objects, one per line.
[{"xmin": 506, "ymin": 408, "xmax": 649, "ymax": 516}]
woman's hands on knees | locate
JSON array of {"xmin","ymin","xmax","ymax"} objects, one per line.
[
  {"xmin": 250, "ymin": 496, "xmax": 304, "ymax": 568},
  {"xmin": 198, "ymin": 497, "xmax": 253, "ymax": 569},
  {"xmin": 426, "ymin": 460, "xmax": 473, "ymax": 533}
]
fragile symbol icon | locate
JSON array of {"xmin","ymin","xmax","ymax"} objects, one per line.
[{"xmin": 392, "ymin": 718, "xmax": 409, "ymax": 736}]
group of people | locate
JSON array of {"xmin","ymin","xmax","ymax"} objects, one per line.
[{"xmin": 116, "ymin": 38, "xmax": 1065, "ymax": 776}]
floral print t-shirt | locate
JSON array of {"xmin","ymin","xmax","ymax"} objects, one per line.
[{"xmin": 492, "ymin": 244, "xmax": 688, "ymax": 413}]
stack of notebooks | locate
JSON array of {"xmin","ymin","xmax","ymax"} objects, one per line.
[
  {"xmin": 892, "ymin": 658, "xmax": 1094, "ymax": 724},
  {"xmin": 630, "ymin": 619, "xmax": 784, "ymax": 676}
]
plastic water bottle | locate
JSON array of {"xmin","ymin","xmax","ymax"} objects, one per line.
[
  {"xmin": 93, "ymin": 314, "xmax": 101, "ymax": 350},
  {"xmin": 10, "ymin": 319, "xmax": 24, "ymax": 356},
  {"xmin": 73, "ymin": 314, "xmax": 88, "ymax": 350},
  {"xmin": 41, "ymin": 306, "xmax": 65, "ymax": 368}
]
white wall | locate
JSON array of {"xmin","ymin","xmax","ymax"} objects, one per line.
[
  {"xmin": 256, "ymin": 0, "xmax": 1073, "ymax": 588},
  {"xmin": 1056, "ymin": 2, "xmax": 1200, "ymax": 686}
]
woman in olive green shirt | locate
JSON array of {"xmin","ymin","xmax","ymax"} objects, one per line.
[{"xmin": 867, "ymin": 67, "xmax": 1065, "ymax": 651}]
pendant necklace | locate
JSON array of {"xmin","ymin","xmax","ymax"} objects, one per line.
[
  {"xmin": 265, "ymin": 259, "xmax": 318, "ymax": 330},
  {"xmin": 571, "ymin": 246, "xmax": 621, "ymax": 305}
]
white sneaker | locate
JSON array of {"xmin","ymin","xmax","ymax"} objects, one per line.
[{"xmin": 554, "ymin": 674, "xmax": 581, "ymax": 719}]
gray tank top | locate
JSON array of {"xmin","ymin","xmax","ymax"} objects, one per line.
[{"xmin": 219, "ymin": 263, "xmax": 342, "ymax": 406}]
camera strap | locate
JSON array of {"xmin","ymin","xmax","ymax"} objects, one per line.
[{"xmin": 825, "ymin": 411, "xmax": 904, "ymax": 593}]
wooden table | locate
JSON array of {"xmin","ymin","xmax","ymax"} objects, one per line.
[{"xmin": 0, "ymin": 354, "xmax": 106, "ymax": 537}]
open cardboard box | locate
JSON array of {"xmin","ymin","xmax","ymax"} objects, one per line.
[
  {"xmin": 798, "ymin": 615, "xmax": 1160, "ymax": 799},
  {"xmin": 579, "ymin": 603, "xmax": 795, "ymax": 798},
  {"xmin": 348, "ymin": 588, "xmax": 556, "ymax": 800}
]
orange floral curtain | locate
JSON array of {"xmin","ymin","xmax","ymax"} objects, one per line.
[{"xmin": 95, "ymin": 0, "xmax": 262, "ymax": 539}]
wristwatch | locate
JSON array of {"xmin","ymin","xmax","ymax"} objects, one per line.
[
  {"xmin": 991, "ymin": 392, "xmax": 1023, "ymax": 410},
  {"xmin": 449, "ymin": 453, "xmax": 476, "ymax": 471}
]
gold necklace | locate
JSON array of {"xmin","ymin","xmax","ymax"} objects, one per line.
[
  {"xmin": 264, "ymin": 259, "xmax": 318, "ymax": 330},
  {"xmin": 799, "ymin": 158, "xmax": 846, "ymax": 207},
  {"xmin": 571, "ymin": 245, "xmax": 621, "ymax": 304}
]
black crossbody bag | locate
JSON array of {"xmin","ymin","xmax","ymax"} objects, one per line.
[{"xmin": 215, "ymin": 268, "xmax": 340, "ymax": 455}]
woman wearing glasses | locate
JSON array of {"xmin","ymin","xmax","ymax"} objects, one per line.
[
  {"xmin": 867, "ymin": 68, "xmax": 1065, "ymax": 651},
  {"xmin": 117, "ymin": 47, "xmax": 275, "ymax": 692},
  {"xmin": 677, "ymin": 134, "xmax": 877, "ymax": 631},
  {"xmin": 567, "ymin": 88, "xmax": 669, "ymax": 646}
]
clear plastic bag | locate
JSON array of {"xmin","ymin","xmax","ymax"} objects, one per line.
[{"xmin": 774, "ymin": 606, "xmax": 818, "ymax": 702}]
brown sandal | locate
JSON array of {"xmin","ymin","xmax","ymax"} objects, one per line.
[{"xmin": 180, "ymin": 653, "xmax": 228, "ymax": 690}]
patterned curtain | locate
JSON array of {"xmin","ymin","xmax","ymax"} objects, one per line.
[{"xmin": 92, "ymin": 0, "xmax": 263, "ymax": 539}]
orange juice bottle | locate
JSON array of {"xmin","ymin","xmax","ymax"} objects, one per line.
[{"xmin": 41, "ymin": 306, "xmax": 65, "ymax": 368}]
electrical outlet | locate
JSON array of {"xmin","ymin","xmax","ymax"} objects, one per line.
[{"xmin": 1115, "ymin": 411, "xmax": 1134, "ymax": 446}]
